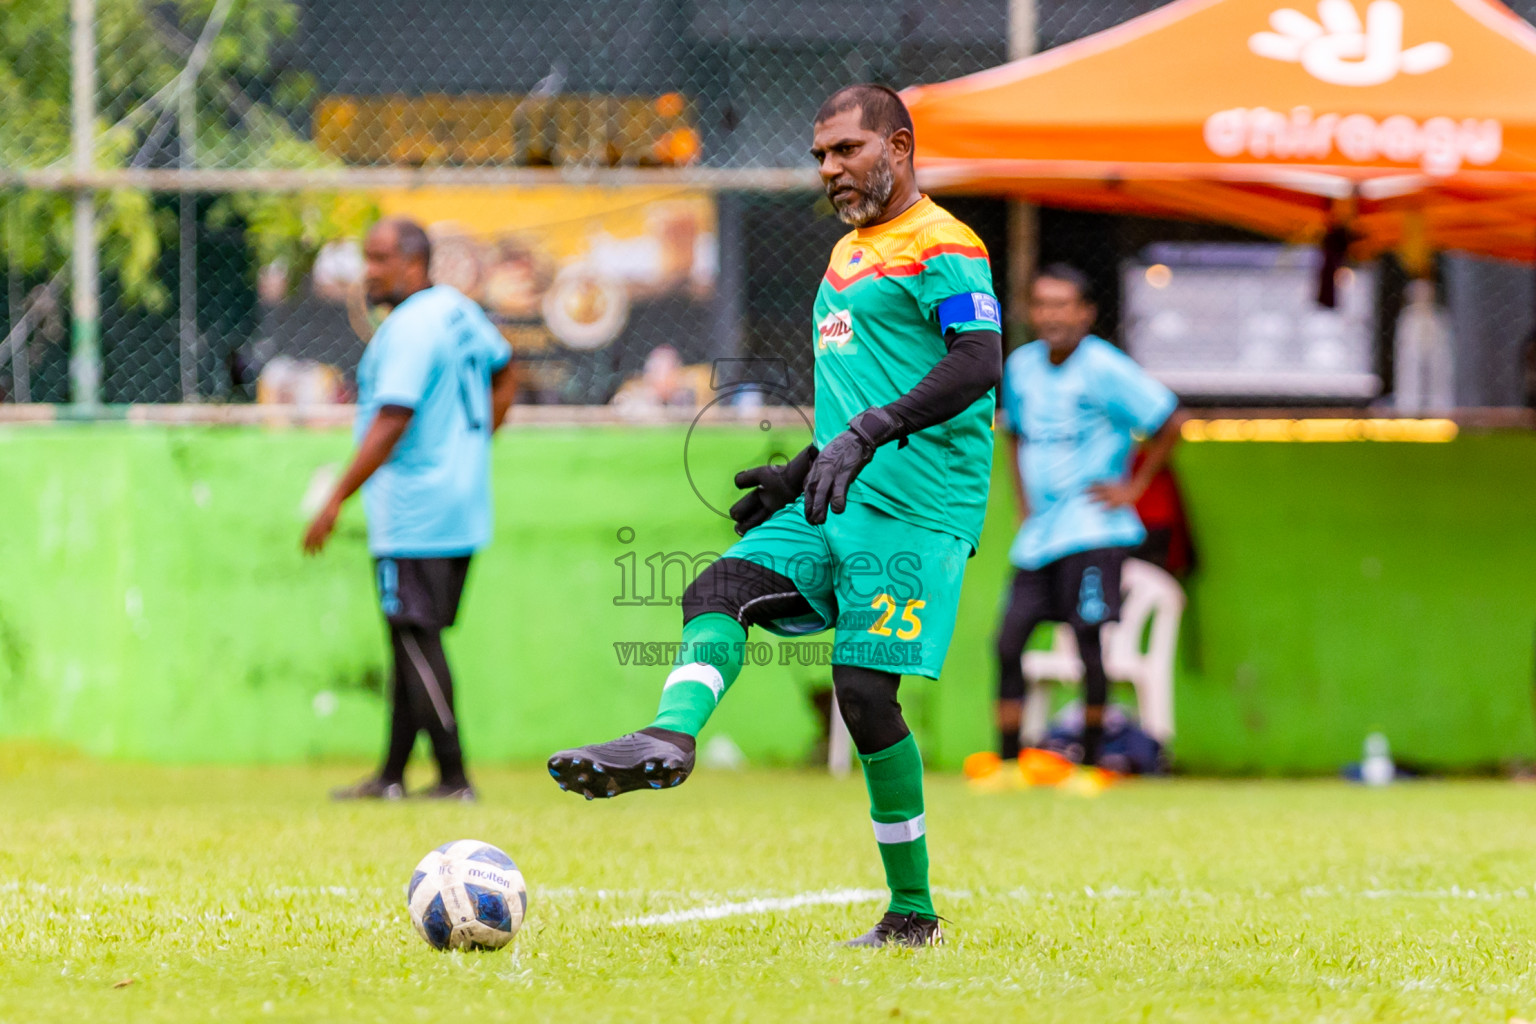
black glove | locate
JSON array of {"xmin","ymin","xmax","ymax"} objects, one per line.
[
  {"xmin": 803, "ymin": 407, "xmax": 906, "ymax": 526},
  {"xmin": 729, "ymin": 443, "xmax": 818, "ymax": 535}
]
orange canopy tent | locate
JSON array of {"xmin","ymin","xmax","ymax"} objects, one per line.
[{"xmin": 903, "ymin": 0, "xmax": 1536, "ymax": 263}]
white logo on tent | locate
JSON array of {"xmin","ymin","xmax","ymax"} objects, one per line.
[{"xmin": 1249, "ymin": 0, "xmax": 1452, "ymax": 86}]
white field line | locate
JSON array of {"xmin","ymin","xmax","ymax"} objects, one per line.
[{"xmin": 615, "ymin": 888, "xmax": 886, "ymax": 928}]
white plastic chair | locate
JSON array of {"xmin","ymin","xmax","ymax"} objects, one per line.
[{"xmin": 1020, "ymin": 557, "xmax": 1185, "ymax": 744}]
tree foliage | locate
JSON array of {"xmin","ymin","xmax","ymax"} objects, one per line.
[{"xmin": 1, "ymin": 0, "xmax": 376, "ymax": 306}]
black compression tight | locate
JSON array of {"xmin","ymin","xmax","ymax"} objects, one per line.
[
  {"xmin": 381, "ymin": 625, "xmax": 467, "ymax": 787},
  {"xmin": 679, "ymin": 558, "xmax": 913, "ymax": 757},
  {"xmin": 1076, "ymin": 625, "xmax": 1108, "ymax": 765},
  {"xmin": 996, "ymin": 617, "xmax": 1110, "ymax": 764},
  {"xmin": 833, "ymin": 665, "xmax": 910, "ymax": 756}
]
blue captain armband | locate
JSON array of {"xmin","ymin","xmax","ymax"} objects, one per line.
[{"xmin": 936, "ymin": 292, "xmax": 1002, "ymax": 333}]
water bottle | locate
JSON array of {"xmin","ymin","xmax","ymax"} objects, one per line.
[{"xmin": 1362, "ymin": 732, "xmax": 1395, "ymax": 786}]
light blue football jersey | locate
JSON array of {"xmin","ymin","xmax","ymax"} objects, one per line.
[
  {"xmin": 355, "ymin": 285, "xmax": 512, "ymax": 557},
  {"xmin": 1000, "ymin": 335, "xmax": 1177, "ymax": 570}
]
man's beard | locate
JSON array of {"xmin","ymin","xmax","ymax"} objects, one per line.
[{"xmin": 829, "ymin": 147, "xmax": 895, "ymax": 227}]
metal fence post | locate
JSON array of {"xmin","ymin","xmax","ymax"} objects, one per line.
[
  {"xmin": 1006, "ymin": 0, "xmax": 1038, "ymax": 329},
  {"xmin": 179, "ymin": 68, "xmax": 198, "ymax": 402},
  {"xmin": 69, "ymin": 0, "xmax": 100, "ymax": 410},
  {"xmin": 6, "ymin": 194, "xmax": 30, "ymax": 403}
]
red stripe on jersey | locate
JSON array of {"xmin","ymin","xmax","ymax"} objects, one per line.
[
  {"xmin": 914, "ymin": 242, "xmax": 989, "ymax": 263},
  {"xmin": 822, "ymin": 241, "xmax": 989, "ymax": 291},
  {"xmin": 823, "ymin": 264, "xmax": 887, "ymax": 290}
]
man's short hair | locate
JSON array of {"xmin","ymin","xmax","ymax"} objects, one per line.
[
  {"xmin": 1036, "ymin": 262, "xmax": 1094, "ymax": 304},
  {"xmin": 378, "ymin": 217, "xmax": 432, "ymax": 270},
  {"xmin": 814, "ymin": 83, "xmax": 914, "ymax": 139}
]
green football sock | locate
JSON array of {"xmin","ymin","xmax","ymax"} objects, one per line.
[
  {"xmin": 648, "ymin": 613, "xmax": 746, "ymax": 737},
  {"xmin": 859, "ymin": 732, "xmax": 934, "ymax": 918}
]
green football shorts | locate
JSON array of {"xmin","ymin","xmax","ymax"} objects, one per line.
[{"xmin": 722, "ymin": 497, "xmax": 972, "ymax": 679}]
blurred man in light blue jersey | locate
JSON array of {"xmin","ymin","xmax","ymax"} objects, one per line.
[
  {"xmin": 994, "ymin": 264, "xmax": 1183, "ymax": 767},
  {"xmin": 304, "ymin": 217, "xmax": 516, "ymax": 802}
]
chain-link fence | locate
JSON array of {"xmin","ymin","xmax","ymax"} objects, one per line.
[{"xmin": 2, "ymin": 0, "xmax": 1534, "ymax": 408}]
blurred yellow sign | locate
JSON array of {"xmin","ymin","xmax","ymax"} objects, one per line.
[
  {"xmin": 372, "ymin": 185, "xmax": 717, "ymax": 353},
  {"xmin": 1182, "ymin": 418, "xmax": 1458, "ymax": 443},
  {"xmin": 315, "ymin": 94, "xmax": 700, "ymax": 168}
]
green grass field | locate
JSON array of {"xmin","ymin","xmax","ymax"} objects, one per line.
[{"xmin": 3, "ymin": 745, "xmax": 1536, "ymax": 1023}]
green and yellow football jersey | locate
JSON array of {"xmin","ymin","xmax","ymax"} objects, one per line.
[{"xmin": 812, "ymin": 196, "xmax": 999, "ymax": 549}]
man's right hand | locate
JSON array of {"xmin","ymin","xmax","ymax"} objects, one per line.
[
  {"xmin": 729, "ymin": 443, "xmax": 818, "ymax": 536},
  {"xmin": 303, "ymin": 498, "xmax": 342, "ymax": 555}
]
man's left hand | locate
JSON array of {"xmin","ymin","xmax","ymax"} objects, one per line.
[
  {"xmin": 303, "ymin": 500, "xmax": 342, "ymax": 555},
  {"xmin": 803, "ymin": 407, "xmax": 904, "ymax": 525},
  {"xmin": 1087, "ymin": 481, "xmax": 1141, "ymax": 509}
]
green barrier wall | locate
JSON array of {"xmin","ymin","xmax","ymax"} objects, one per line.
[
  {"xmin": 1169, "ymin": 435, "xmax": 1536, "ymax": 773},
  {"xmin": 1, "ymin": 425, "xmax": 1533, "ymax": 773}
]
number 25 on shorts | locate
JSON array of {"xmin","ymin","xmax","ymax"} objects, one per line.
[{"xmin": 868, "ymin": 594, "xmax": 926, "ymax": 640}]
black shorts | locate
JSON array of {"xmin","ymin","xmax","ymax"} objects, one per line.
[
  {"xmin": 1008, "ymin": 547, "xmax": 1130, "ymax": 632},
  {"xmin": 374, "ymin": 556, "xmax": 472, "ymax": 629}
]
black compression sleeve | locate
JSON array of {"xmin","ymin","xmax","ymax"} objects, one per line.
[{"xmin": 880, "ymin": 328, "xmax": 1002, "ymax": 436}]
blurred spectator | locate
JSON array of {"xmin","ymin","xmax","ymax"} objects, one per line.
[
  {"xmin": 256, "ymin": 356, "xmax": 347, "ymax": 406},
  {"xmin": 308, "ymin": 216, "xmax": 517, "ymax": 803},
  {"xmin": 993, "ymin": 264, "xmax": 1184, "ymax": 768},
  {"xmin": 610, "ymin": 344, "xmax": 711, "ymax": 412}
]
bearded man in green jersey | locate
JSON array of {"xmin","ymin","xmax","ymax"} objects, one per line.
[{"xmin": 549, "ymin": 84, "xmax": 1003, "ymax": 948}]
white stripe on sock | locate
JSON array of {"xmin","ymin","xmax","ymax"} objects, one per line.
[
  {"xmin": 664, "ymin": 663, "xmax": 725, "ymax": 702},
  {"xmin": 871, "ymin": 814, "xmax": 926, "ymax": 844}
]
